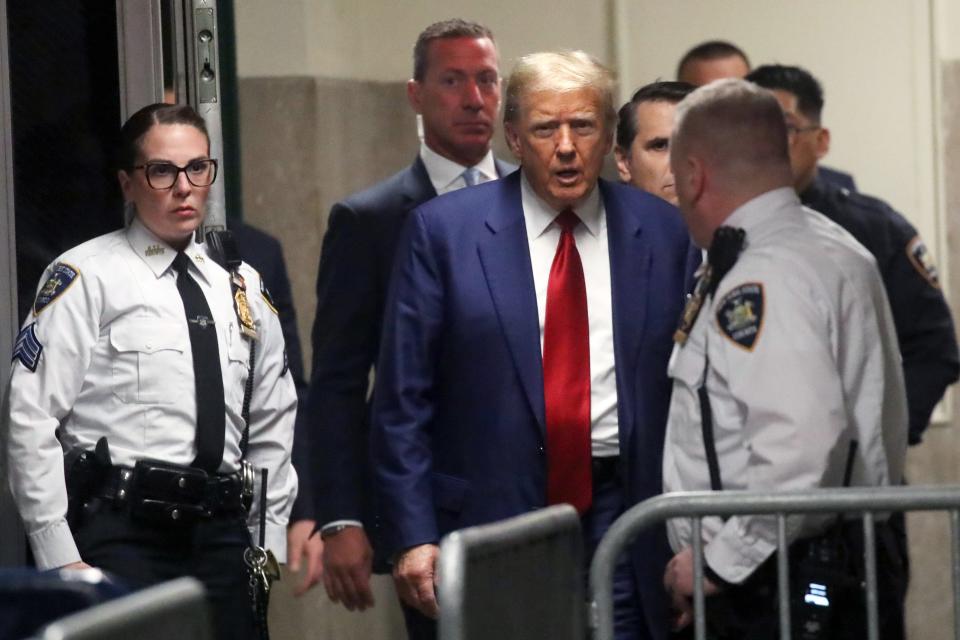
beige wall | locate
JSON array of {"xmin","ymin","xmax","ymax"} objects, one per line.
[
  {"xmin": 234, "ymin": 2, "xmax": 960, "ymax": 639},
  {"xmin": 236, "ymin": 0, "xmax": 611, "ymax": 80}
]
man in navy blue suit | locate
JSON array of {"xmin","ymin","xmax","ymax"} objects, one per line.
[
  {"xmin": 372, "ymin": 51, "xmax": 691, "ymax": 640},
  {"xmin": 306, "ymin": 19, "xmax": 514, "ymax": 613}
]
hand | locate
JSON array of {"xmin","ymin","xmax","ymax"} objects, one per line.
[
  {"xmin": 61, "ymin": 561, "xmax": 94, "ymax": 570},
  {"xmin": 393, "ymin": 543, "xmax": 439, "ymax": 619},
  {"xmin": 663, "ymin": 546, "xmax": 721, "ymax": 631},
  {"xmin": 287, "ymin": 519, "xmax": 324, "ymax": 596},
  {"xmin": 322, "ymin": 526, "xmax": 375, "ymax": 611}
]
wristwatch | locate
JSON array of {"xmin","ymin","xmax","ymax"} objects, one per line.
[{"xmin": 320, "ymin": 524, "xmax": 354, "ymax": 540}]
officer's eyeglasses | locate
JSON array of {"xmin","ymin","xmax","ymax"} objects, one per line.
[{"xmin": 133, "ymin": 159, "xmax": 218, "ymax": 189}]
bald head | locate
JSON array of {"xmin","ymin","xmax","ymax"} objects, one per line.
[{"xmin": 670, "ymin": 79, "xmax": 793, "ymax": 246}]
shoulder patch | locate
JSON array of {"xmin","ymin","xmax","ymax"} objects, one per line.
[
  {"xmin": 260, "ymin": 278, "xmax": 278, "ymax": 315},
  {"xmin": 13, "ymin": 323, "xmax": 43, "ymax": 371},
  {"xmin": 33, "ymin": 262, "xmax": 80, "ymax": 315},
  {"xmin": 906, "ymin": 235, "xmax": 940, "ymax": 289},
  {"xmin": 715, "ymin": 282, "xmax": 764, "ymax": 351}
]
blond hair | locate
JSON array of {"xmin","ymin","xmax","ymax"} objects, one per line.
[{"xmin": 503, "ymin": 50, "xmax": 616, "ymax": 129}]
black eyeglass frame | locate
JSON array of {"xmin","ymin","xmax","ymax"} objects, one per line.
[{"xmin": 131, "ymin": 158, "xmax": 219, "ymax": 190}]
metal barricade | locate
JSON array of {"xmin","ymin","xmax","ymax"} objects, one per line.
[
  {"xmin": 438, "ymin": 504, "xmax": 584, "ymax": 640},
  {"xmin": 589, "ymin": 485, "xmax": 960, "ymax": 640},
  {"xmin": 32, "ymin": 576, "xmax": 211, "ymax": 640}
]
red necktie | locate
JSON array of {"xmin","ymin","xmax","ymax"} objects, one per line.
[{"xmin": 543, "ymin": 209, "xmax": 592, "ymax": 514}]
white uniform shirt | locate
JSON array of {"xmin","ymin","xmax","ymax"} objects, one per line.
[
  {"xmin": 521, "ymin": 173, "xmax": 620, "ymax": 457},
  {"xmin": 662, "ymin": 187, "xmax": 907, "ymax": 584},
  {"xmin": 4, "ymin": 218, "xmax": 298, "ymax": 569}
]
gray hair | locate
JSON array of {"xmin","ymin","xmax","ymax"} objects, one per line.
[{"xmin": 503, "ymin": 50, "xmax": 616, "ymax": 129}]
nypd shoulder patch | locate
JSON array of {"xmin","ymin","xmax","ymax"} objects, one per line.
[
  {"xmin": 260, "ymin": 278, "xmax": 278, "ymax": 315},
  {"xmin": 906, "ymin": 236, "xmax": 940, "ymax": 289},
  {"xmin": 716, "ymin": 282, "xmax": 764, "ymax": 351},
  {"xmin": 13, "ymin": 323, "xmax": 43, "ymax": 372},
  {"xmin": 33, "ymin": 262, "xmax": 80, "ymax": 315}
]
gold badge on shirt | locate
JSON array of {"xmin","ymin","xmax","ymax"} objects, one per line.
[
  {"xmin": 232, "ymin": 273, "xmax": 258, "ymax": 340},
  {"xmin": 145, "ymin": 244, "xmax": 165, "ymax": 257},
  {"xmin": 674, "ymin": 264, "xmax": 712, "ymax": 346}
]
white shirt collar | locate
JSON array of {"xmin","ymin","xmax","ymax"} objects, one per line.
[
  {"xmin": 419, "ymin": 142, "xmax": 498, "ymax": 194},
  {"xmin": 520, "ymin": 170, "xmax": 603, "ymax": 239},
  {"xmin": 126, "ymin": 217, "xmax": 212, "ymax": 284},
  {"xmin": 724, "ymin": 187, "xmax": 799, "ymax": 233}
]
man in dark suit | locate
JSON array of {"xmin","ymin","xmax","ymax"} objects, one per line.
[
  {"xmin": 306, "ymin": 18, "xmax": 514, "ymax": 613},
  {"xmin": 372, "ymin": 51, "xmax": 691, "ymax": 640}
]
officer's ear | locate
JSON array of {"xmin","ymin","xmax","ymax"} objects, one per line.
[
  {"xmin": 117, "ymin": 170, "xmax": 133, "ymax": 201},
  {"xmin": 816, "ymin": 127, "xmax": 831, "ymax": 160}
]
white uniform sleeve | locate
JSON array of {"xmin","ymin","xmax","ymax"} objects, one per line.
[
  {"xmin": 704, "ymin": 272, "xmax": 851, "ymax": 584},
  {"xmin": 243, "ymin": 269, "xmax": 298, "ymax": 562},
  {"xmin": 4, "ymin": 261, "xmax": 101, "ymax": 569}
]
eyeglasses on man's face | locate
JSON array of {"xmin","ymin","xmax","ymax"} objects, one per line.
[{"xmin": 132, "ymin": 158, "xmax": 218, "ymax": 190}]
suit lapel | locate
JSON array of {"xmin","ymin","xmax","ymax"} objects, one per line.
[
  {"xmin": 401, "ymin": 156, "xmax": 437, "ymax": 210},
  {"xmin": 477, "ymin": 172, "xmax": 546, "ymax": 433},
  {"xmin": 602, "ymin": 180, "xmax": 651, "ymax": 448}
]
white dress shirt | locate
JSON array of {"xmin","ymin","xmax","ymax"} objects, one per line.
[
  {"xmin": 662, "ymin": 188, "xmax": 907, "ymax": 583},
  {"xmin": 520, "ymin": 173, "xmax": 619, "ymax": 457},
  {"xmin": 420, "ymin": 142, "xmax": 498, "ymax": 194},
  {"xmin": 4, "ymin": 218, "xmax": 298, "ymax": 569}
]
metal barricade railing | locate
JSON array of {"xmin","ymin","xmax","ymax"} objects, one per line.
[
  {"xmin": 589, "ymin": 485, "xmax": 960, "ymax": 640},
  {"xmin": 438, "ymin": 504, "xmax": 584, "ymax": 640}
]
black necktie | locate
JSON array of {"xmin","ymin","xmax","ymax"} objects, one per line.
[{"xmin": 172, "ymin": 252, "xmax": 225, "ymax": 472}]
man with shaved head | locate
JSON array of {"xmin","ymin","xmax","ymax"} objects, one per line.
[
  {"xmin": 662, "ymin": 79, "xmax": 908, "ymax": 639},
  {"xmin": 676, "ymin": 40, "xmax": 750, "ymax": 87},
  {"xmin": 373, "ymin": 50, "xmax": 691, "ymax": 639}
]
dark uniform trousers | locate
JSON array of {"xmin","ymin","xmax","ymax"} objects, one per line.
[
  {"xmin": 73, "ymin": 502, "xmax": 256, "ymax": 640},
  {"xmin": 675, "ymin": 520, "xmax": 907, "ymax": 640}
]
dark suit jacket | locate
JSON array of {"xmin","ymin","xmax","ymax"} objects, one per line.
[
  {"xmin": 307, "ymin": 156, "xmax": 516, "ymax": 536},
  {"xmin": 371, "ymin": 172, "xmax": 690, "ymax": 640}
]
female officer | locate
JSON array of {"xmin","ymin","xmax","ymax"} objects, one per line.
[{"xmin": 5, "ymin": 103, "xmax": 297, "ymax": 640}]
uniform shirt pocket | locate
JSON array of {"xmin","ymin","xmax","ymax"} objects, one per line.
[
  {"xmin": 224, "ymin": 323, "xmax": 251, "ymax": 407},
  {"xmin": 667, "ymin": 339, "xmax": 708, "ymax": 447},
  {"xmin": 110, "ymin": 319, "xmax": 188, "ymax": 404}
]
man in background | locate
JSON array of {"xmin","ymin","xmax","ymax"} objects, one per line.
[
  {"xmin": 678, "ymin": 40, "xmax": 856, "ymax": 192},
  {"xmin": 676, "ymin": 40, "xmax": 749, "ymax": 87},
  {"xmin": 747, "ymin": 63, "xmax": 959, "ymax": 444},
  {"xmin": 305, "ymin": 18, "xmax": 514, "ymax": 616},
  {"xmin": 614, "ymin": 80, "xmax": 694, "ymax": 205}
]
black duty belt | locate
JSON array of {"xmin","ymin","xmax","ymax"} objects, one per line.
[{"xmin": 95, "ymin": 459, "xmax": 244, "ymax": 526}]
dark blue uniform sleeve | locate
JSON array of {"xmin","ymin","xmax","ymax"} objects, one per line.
[
  {"xmin": 878, "ymin": 220, "xmax": 959, "ymax": 443},
  {"xmin": 842, "ymin": 196, "xmax": 960, "ymax": 444}
]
